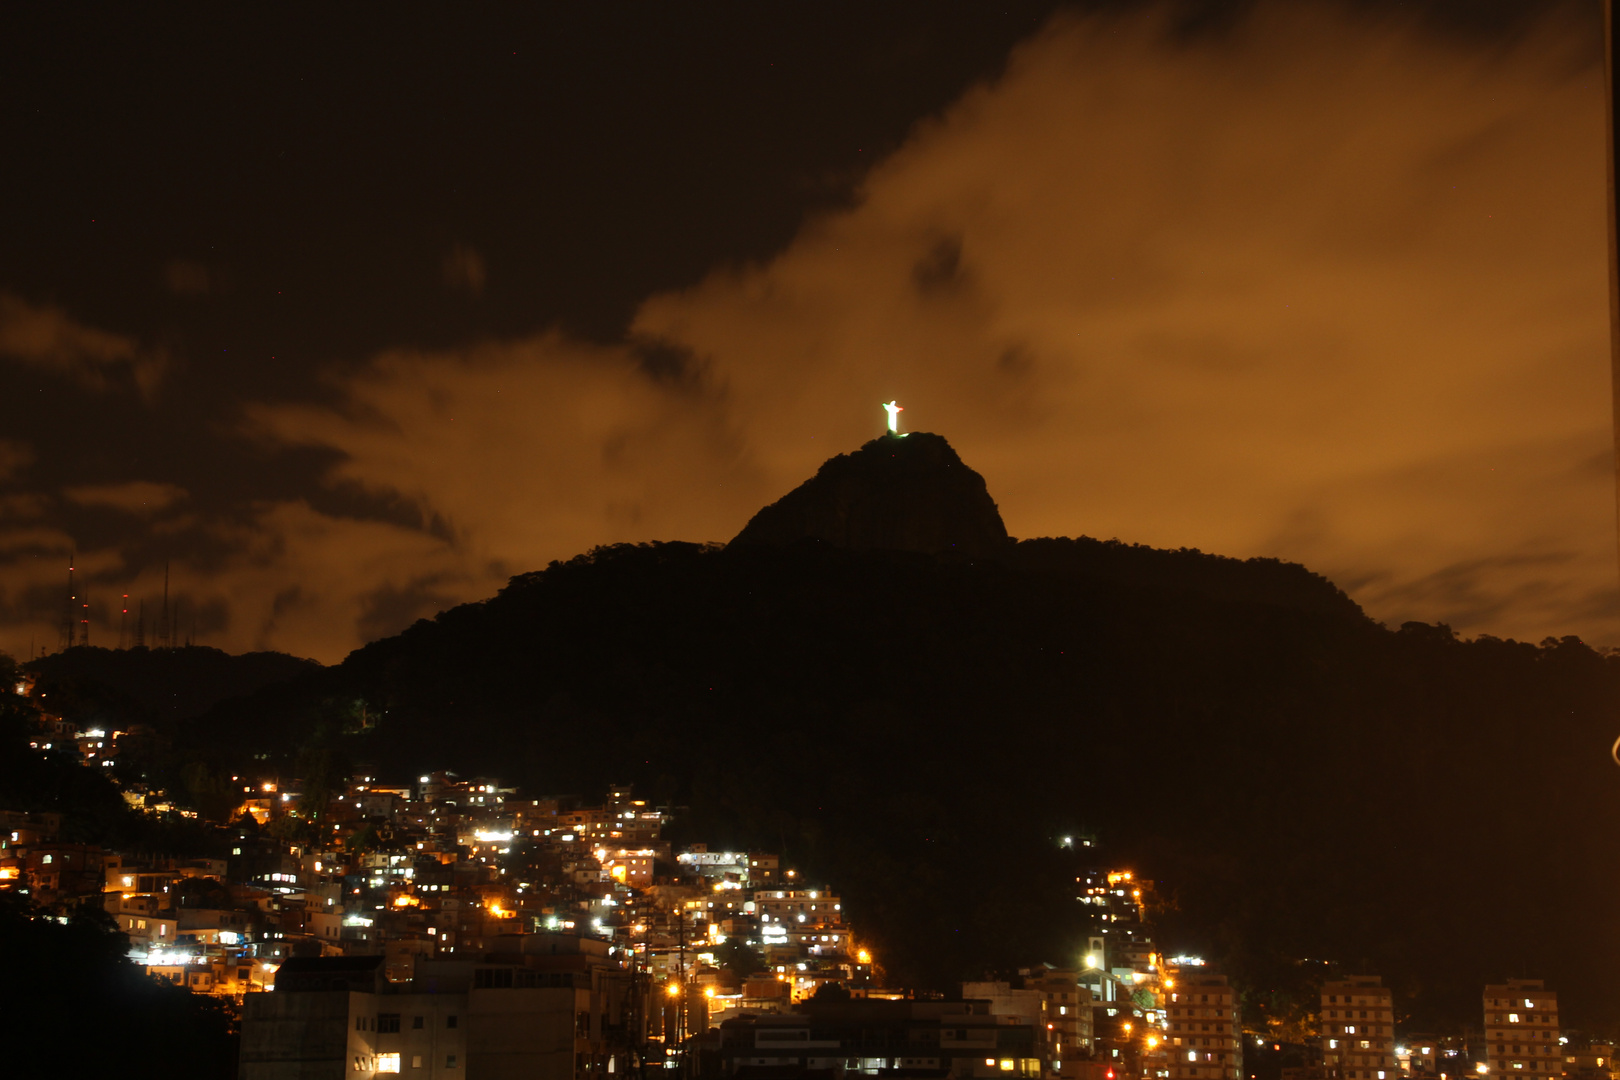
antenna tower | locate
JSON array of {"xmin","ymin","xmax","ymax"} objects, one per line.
[
  {"xmin": 60, "ymin": 555, "xmax": 76, "ymax": 651},
  {"xmin": 160, "ymin": 561, "xmax": 171, "ymax": 649}
]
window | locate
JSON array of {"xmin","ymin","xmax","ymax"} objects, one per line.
[
  {"xmin": 378, "ymin": 1014, "xmax": 401, "ymax": 1034},
  {"xmin": 377, "ymin": 1054, "xmax": 401, "ymax": 1074},
  {"xmin": 447, "ymin": 1055, "xmax": 458, "ymax": 1069},
  {"xmin": 447, "ymin": 1015, "xmax": 458, "ymax": 1029},
  {"xmin": 412, "ymin": 1057, "xmax": 423, "ymax": 1069},
  {"xmin": 413, "ymin": 1016, "xmax": 424, "ymax": 1030}
]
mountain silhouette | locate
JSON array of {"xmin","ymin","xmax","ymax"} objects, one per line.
[
  {"xmin": 49, "ymin": 434, "xmax": 1620, "ymax": 1030},
  {"xmin": 731, "ymin": 432, "xmax": 1010, "ymax": 558}
]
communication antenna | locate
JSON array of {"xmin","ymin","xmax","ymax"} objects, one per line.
[
  {"xmin": 1606, "ymin": 1, "xmax": 1620, "ymax": 763},
  {"xmin": 120, "ymin": 594, "xmax": 129, "ymax": 649},
  {"xmin": 160, "ymin": 561, "xmax": 171, "ymax": 649},
  {"xmin": 60, "ymin": 554, "xmax": 76, "ymax": 652},
  {"xmin": 135, "ymin": 598, "xmax": 146, "ymax": 648}
]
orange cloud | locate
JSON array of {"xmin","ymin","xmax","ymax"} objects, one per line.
[
  {"xmin": 64, "ymin": 481, "xmax": 189, "ymax": 516},
  {"xmin": 0, "ymin": 292, "xmax": 169, "ymax": 398},
  {"xmin": 634, "ymin": 3, "xmax": 1614, "ymax": 645}
]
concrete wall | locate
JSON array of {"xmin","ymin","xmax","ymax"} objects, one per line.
[
  {"xmin": 467, "ymin": 986, "xmax": 581, "ymax": 1080},
  {"xmin": 239, "ymin": 990, "xmax": 364, "ymax": 1080}
]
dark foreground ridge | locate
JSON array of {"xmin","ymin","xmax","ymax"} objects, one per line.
[
  {"xmin": 27, "ymin": 644, "xmax": 320, "ymax": 723},
  {"xmin": 731, "ymin": 431, "xmax": 1011, "ymax": 558}
]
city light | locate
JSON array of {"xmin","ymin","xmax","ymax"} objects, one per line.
[{"xmin": 666, "ymin": 983, "xmax": 682, "ymax": 997}]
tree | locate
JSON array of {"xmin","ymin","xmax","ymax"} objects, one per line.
[{"xmin": 714, "ymin": 938, "xmax": 766, "ymax": 978}]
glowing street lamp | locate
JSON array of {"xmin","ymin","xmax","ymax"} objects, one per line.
[{"xmin": 882, "ymin": 400, "xmax": 903, "ymax": 434}]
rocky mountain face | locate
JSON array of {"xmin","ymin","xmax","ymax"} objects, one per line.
[{"xmin": 730, "ymin": 432, "xmax": 1010, "ymax": 558}]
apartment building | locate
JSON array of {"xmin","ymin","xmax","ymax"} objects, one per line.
[
  {"xmin": 1322, "ymin": 976, "xmax": 1398, "ymax": 1080},
  {"xmin": 1485, "ymin": 980, "xmax": 1561, "ymax": 1079}
]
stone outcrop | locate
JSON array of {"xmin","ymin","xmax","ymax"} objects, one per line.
[{"xmin": 730, "ymin": 432, "xmax": 1010, "ymax": 559}]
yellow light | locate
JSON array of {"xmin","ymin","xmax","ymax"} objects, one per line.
[
  {"xmin": 1148, "ymin": 1037, "xmax": 1160, "ymax": 1049},
  {"xmin": 1164, "ymin": 977, "xmax": 1175, "ymax": 989},
  {"xmin": 393, "ymin": 894, "xmax": 416, "ymax": 907},
  {"xmin": 666, "ymin": 983, "xmax": 682, "ymax": 997},
  {"xmin": 705, "ymin": 986, "xmax": 717, "ymax": 998},
  {"xmin": 1124, "ymin": 1023, "xmax": 1133, "ymax": 1035},
  {"xmin": 857, "ymin": 949, "xmax": 872, "ymax": 965}
]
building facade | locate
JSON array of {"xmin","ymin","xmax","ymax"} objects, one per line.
[
  {"xmin": 240, "ymin": 939, "xmax": 638, "ymax": 1080},
  {"xmin": 716, "ymin": 999, "xmax": 1040, "ymax": 1078},
  {"xmin": 1321, "ymin": 976, "xmax": 1397, "ymax": 1080},
  {"xmin": 1164, "ymin": 971, "xmax": 1241, "ymax": 1080},
  {"xmin": 1485, "ymin": 980, "xmax": 1561, "ymax": 1079}
]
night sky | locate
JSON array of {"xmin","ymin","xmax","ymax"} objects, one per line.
[{"xmin": 0, "ymin": 2, "xmax": 1608, "ymax": 664}]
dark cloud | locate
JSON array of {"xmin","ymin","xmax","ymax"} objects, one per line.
[{"xmin": 441, "ymin": 246, "xmax": 486, "ymax": 297}]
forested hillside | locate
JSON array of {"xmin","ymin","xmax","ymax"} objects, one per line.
[{"xmin": 181, "ymin": 538, "xmax": 1620, "ymax": 1029}]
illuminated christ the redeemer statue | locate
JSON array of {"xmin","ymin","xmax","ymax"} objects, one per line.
[{"xmin": 883, "ymin": 400, "xmax": 903, "ymax": 435}]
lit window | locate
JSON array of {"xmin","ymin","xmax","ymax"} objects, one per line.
[{"xmin": 377, "ymin": 1053, "xmax": 401, "ymax": 1073}]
